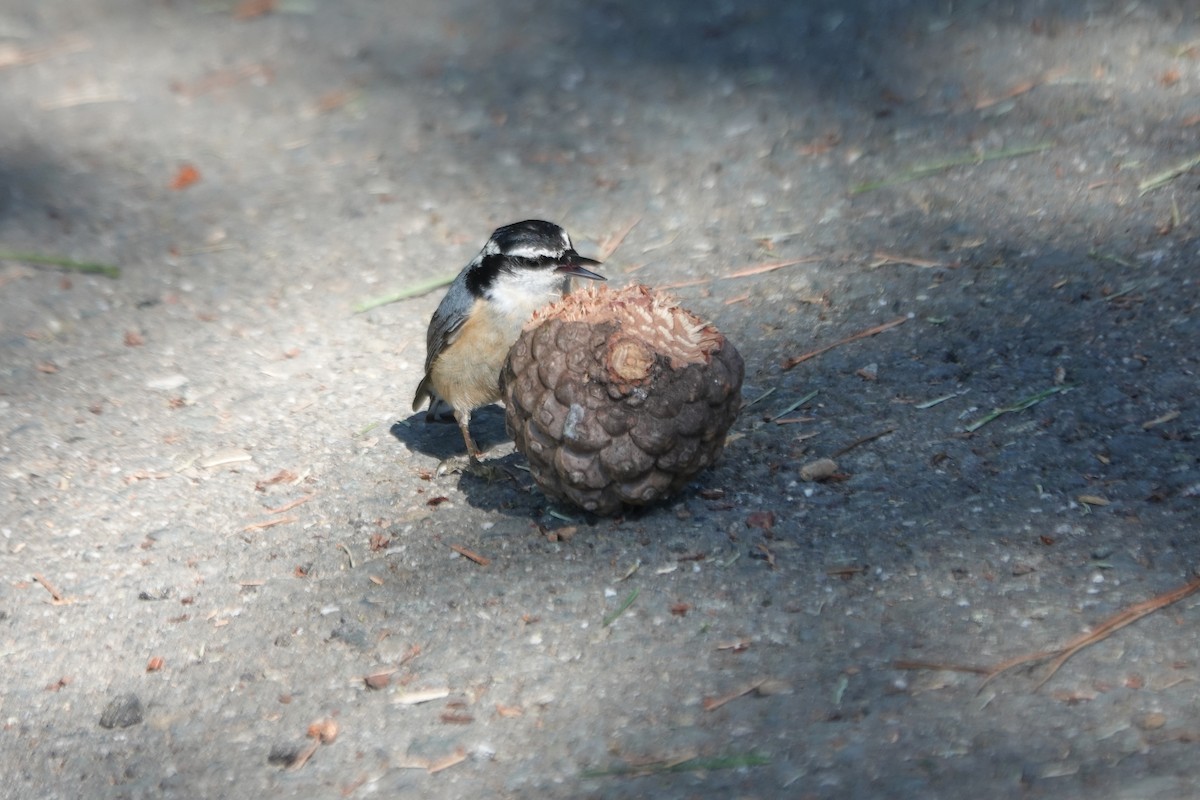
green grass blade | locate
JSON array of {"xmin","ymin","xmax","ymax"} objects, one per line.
[
  {"xmin": 354, "ymin": 273, "xmax": 457, "ymax": 313},
  {"xmin": 0, "ymin": 250, "xmax": 121, "ymax": 278}
]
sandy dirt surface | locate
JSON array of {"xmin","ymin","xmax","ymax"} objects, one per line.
[{"xmin": 2, "ymin": 1, "xmax": 1199, "ymax": 798}]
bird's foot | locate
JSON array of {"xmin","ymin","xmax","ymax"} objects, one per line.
[{"xmin": 435, "ymin": 454, "xmax": 508, "ymax": 482}]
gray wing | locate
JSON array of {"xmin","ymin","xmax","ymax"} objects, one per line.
[
  {"xmin": 423, "ymin": 274, "xmax": 474, "ymax": 376},
  {"xmin": 412, "ymin": 272, "xmax": 474, "ymax": 411}
]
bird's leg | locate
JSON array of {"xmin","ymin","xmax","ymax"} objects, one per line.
[
  {"xmin": 455, "ymin": 409, "xmax": 481, "ymax": 459},
  {"xmin": 436, "ymin": 409, "xmax": 486, "ymax": 477},
  {"xmin": 435, "ymin": 409, "xmax": 507, "ymax": 481}
]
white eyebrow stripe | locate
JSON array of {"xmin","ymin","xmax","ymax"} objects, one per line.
[{"xmin": 504, "ymin": 244, "xmax": 562, "ymax": 259}]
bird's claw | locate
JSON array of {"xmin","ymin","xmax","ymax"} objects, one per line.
[{"xmin": 435, "ymin": 454, "xmax": 507, "ymax": 482}]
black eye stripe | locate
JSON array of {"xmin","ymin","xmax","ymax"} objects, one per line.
[
  {"xmin": 466, "ymin": 252, "xmax": 566, "ymax": 297},
  {"xmin": 508, "ymin": 254, "xmax": 560, "ymax": 269}
]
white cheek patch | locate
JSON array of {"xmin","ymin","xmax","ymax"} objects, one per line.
[{"xmin": 486, "ymin": 268, "xmax": 566, "ymax": 318}]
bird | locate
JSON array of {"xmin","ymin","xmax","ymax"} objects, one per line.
[{"xmin": 412, "ymin": 220, "xmax": 605, "ymax": 459}]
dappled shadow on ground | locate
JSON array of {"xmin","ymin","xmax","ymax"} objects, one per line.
[
  {"xmin": 390, "ymin": 404, "xmax": 510, "ymax": 461},
  {"xmin": 2, "ymin": 1, "xmax": 1199, "ymax": 798}
]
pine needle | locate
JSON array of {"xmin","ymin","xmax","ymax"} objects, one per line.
[
  {"xmin": 0, "ymin": 250, "xmax": 121, "ymax": 278},
  {"xmin": 581, "ymin": 752, "xmax": 769, "ymax": 778},
  {"xmin": 979, "ymin": 574, "xmax": 1200, "ymax": 692},
  {"xmin": 851, "ymin": 142, "xmax": 1053, "ymax": 194},
  {"xmin": 963, "ymin": 385, "xmax": 1070, "ymax": 433},
  {"xmin": 602, "ymin": 588, "xmax": 639, "ymax": 627},
  {"xmin": 781, "ymin": 316, "xmax": 907, "ymax": 370},
  {"xmin": 768, "ymin": 390, "xmax": 819, "ymax": 422},
  {"xmin": 1138, "ymin": 152, "xmax": 1200, "ymax": 196}
]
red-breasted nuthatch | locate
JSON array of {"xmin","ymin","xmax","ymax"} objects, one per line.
[{"xmin": 412, "ymin": 220, "xmax": 605, "ymax": 457}]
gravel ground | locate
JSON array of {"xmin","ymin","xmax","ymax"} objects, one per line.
[{"xmin": 2, "ymin": 1, "xmax": 1199, "ymax": 798}]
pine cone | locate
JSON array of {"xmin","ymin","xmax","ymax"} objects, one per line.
[{"xmin": 502, "ymin": 284, "xmax": 744, "ymax": 515}]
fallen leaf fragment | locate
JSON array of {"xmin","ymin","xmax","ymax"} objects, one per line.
[
  {"xmin": 169, "ymin": 163, "xmax": 201, "ymax": 190},
  {"xmin": 545, "ymin": 525, "xmax": 576, "ymax": 542},
  {"xmin": 427, "ymin": 748, "xmax": 468, "ymax": 774},
  {"xmin": 745, "ymin": 511, "xmax": 775, "ymax": 532},
  {"xmin": 364, "ymin": 670, "xmax": 394, "ymax": 690},
  {"xmin": 394, "ymin": 687, "xmax": 451, "ymax": 706},
  {"xmin": 1077, "ymin": 495, "xmax": 1110, "ymax": 507},
  {"xmin": 146, "ymin": 656, "xmax": 165, "ymax": 672},
  {"xmin": 800, "ymin": 458, "xmax": 839, "ymax": 482},
  {"xmin": 495, "ymin": 703, "xmax": 524, "ymax": 718},
  {"xmin": 198, "ymin": 447, "xmax": 252, "ymax": 469},
  {"xmin": 307, "ymin": 718, "xmax": 338, "ymax": 743},
  {"xmin": 316, "ymin": 88, "xmax": 354, "ymax": 114},
  {"xmin": 233, "ymin": 0, "xmax": 276, "ymax": 20},
  {"xmin": 1138, "ymin": 712, "xmax": 1167, "ymax": 731}
]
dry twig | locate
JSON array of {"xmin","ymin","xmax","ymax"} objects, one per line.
[
  {"xmin": 974, "ymin": 67, "xmax": 1068, "ymax": 110},
  {"xmin": 658, "ymin": 257, "xmax": 819, "ymax": 290},
  {"xmin": 33, "ymin": 573, "xmax": 65, "ymax": 603},
  {"xmin": 869, "ymin": 251, "xmax": 946, "ymax": 269},
  {"xmin": 266, "ymin": 494, "xmax": 312, "ymax": 514},
  {"xmin": 450, "ymin": 544, "xmax": 490, "ymax": 566},
  {"xmin": 703, "ymin": 678, "xmax": 768, "ymax": 711},
  {"xmin": 243, "ymin": 515, "xmax": 298, "ymax": 532},
  {"xmin": 830, "ymin": 427, "xmax": 896, "ymax": 459},
  {"xmin": 782, "ymin": 317, "xmax": 907, "ymax": 370},
  {"xmin": 597, "ymin": 216, "xmax": 641, "ymax": 260},
  {"xmin": 891, "ymin": 659, "xmax": 991, "ymax": 675}
]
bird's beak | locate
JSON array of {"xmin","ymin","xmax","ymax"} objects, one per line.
[{"xmin": 558, "ymin": 253, "xmax": 605, "ymax": 281}]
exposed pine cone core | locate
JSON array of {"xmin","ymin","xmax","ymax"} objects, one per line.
[{"xmin": 503, "ymin": 284, "xmax": 744, "ymax": 515}]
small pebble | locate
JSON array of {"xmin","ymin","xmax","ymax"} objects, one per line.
[
  {"xmin": 800, "ymin": 458, "xmax": 839, "ymax": 482},
  {"xmin": 98, "ymin": 693, "xmax": 144, "ymax": 729}
]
